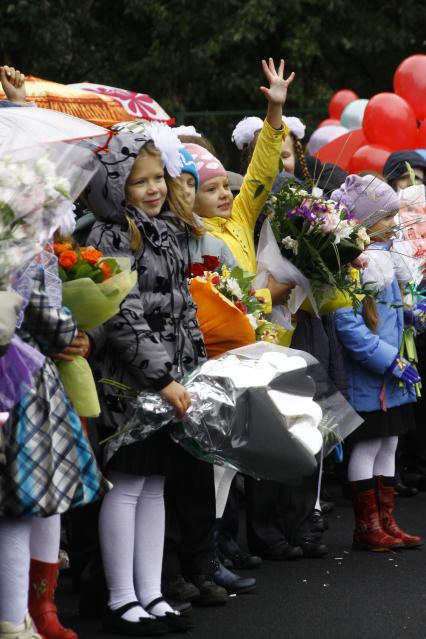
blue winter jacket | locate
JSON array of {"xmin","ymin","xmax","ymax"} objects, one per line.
[{"xmin": 334, "ymin": 277, "xmax": 416, "ymax": 412}]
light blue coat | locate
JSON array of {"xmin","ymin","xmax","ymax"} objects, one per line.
[{"xmin": 334, "ymin": 277, "xmax": 416, "ymax": 412}]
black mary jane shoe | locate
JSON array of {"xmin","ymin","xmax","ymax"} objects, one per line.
[
  {"xmin": 102, "ymin": 601, "xmax": 168, "ymax": 636},
  {"xmin": 146, "ymin": 597, "xmax": 194, "ymax": 632}
]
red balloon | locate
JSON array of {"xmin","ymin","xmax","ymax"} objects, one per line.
[
  {"xmin": 417, "ymin": 119, "xmax": 426, "ymax": 148},
  {"xmin": 362, "ymin": 93, "xmax": 418, "ymax": 151},
  {"xmin": 394, "ymin": 54, "xmax": 426, "ymax": 120},
  {"xmin": 316, "ymin": 129, "xmax": 367, "ymax": 170},
  {"xmin": 328, "ymin": 90, "xmax": 358, "ymax": 119},
  {"xmin": 318, "ymin": 118, "xmax": 341, "ymax": 128},
  {"xmin": 348, "ymin": 144, "xmax": 391, "ymax": 174}
]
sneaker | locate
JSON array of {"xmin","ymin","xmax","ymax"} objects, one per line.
[
  {"xmin": 0, "ymin": 613, "xmax": 42, "ymax": 639},
  {"xmin": 189, "ymin": 574, "xmax": 228, "ymax": 606}
]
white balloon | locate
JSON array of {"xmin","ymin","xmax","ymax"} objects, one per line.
[
  {"xmin": 340, "ymin": 99, "xmax": 369, "ymax": 130},
  {"xmin": 307, "ymin": 125, "xmax": 349, "ymax": 155}
]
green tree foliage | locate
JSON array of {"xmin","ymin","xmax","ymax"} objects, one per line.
[
  {"xmin": 2, "ymin": 0, "xmax": 425, "ymax": 112},
  {"xmin": 1, "ymin": 0, "xmax": 425, "ymax": 166}
]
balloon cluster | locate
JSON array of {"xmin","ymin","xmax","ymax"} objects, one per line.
[{"xmin": 309, "ymin": 55, "xmax": 426, "ymax": 174}]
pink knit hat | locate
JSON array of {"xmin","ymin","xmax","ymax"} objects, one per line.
[{"xmin": 183, "ymin": 143, "xmax": 227, "ymax": 186}]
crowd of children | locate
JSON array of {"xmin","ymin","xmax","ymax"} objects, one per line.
[{"xmin": 1, "ymin": 59, "xmax": 426, "ymax": 639}]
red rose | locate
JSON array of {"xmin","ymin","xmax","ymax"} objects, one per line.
[
  {"xmin": 211, "ymin": 274, "xmax": 220, "ymax": 286},
  {"xmin": 202, "ymin": 255, "xmax": 220, "ymax": 271},
  {"xmin": 235, "ymin": 300, "xmax": 248, "ymax": 314},
  {"xmin": 249, "ymin": 288, "xmax": 256, "ymax": 295},
  {"xmin": 257, "ymin": 296, "xmax": 266, "ymax": 304},
  {"xmin": 187, "ymin": 263, "xmax": 205, "ymax": 277}
]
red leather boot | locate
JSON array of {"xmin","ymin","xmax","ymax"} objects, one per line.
[
  {"xmin": 351, "ymin": 480, "xmax": 404, "ymax": 551},
  {"xmin": 28, "ymin": 559, "xmax": 78, "ymax": 639},
  {"xmin": 376, "ymin": 475, "xmax": 423, "ymax": 548}
]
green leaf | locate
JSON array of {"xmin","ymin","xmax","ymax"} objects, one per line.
[
  {"xmin": 254, "ymin": 184, "xmax": 265, "ymax": 198},
  {"xmin": 58, "ymin": 266, "xmax": 68, "ymax": 282}
]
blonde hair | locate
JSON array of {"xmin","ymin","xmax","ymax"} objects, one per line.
[
  {"xmin": 362, "ymin": 297, "xmax": 379, "ymax": 332},
  {"xmin": 125, "ymin": 142, "xmax": 161, "ymax": 251},
  {"xmin": 165, "ymin": 174, "xmax": 205, "ymax": 239}
]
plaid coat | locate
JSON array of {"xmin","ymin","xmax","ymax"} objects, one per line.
[{"xmin": 0, "ymin": 267, "xmax": 108, "ymax": 517}]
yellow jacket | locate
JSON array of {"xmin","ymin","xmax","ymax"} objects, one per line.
[
  {"xmin": 205, "ymin": 119, "xmax": 288, "ymax": 311},
  {"xmin": 206, "ymin": 118, "xmax": 288, "ymax": 274}
]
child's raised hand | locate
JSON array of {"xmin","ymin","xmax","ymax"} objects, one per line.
[
  {"xmin": 0, "ymin": 65, "xmax": 27, "ymax": 104},
  {"xmin": 260, "ymin": 58, "xmax": 295, "ymax": 107}
]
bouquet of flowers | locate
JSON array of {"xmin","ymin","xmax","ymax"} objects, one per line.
[
  {"xmin": 256, "ymin": 180, "xmax": 372, "ymax": 319},
  {"xmin": 99, "ymin": 343, "xmax": 363, "ymax": 483},
  {"xmin": 53, "ymin": 242, "xmax": 137, "ymax": 416},
  {"xmin": 188, "ymin": 257, "xmax": 292, "ymax": 357}
]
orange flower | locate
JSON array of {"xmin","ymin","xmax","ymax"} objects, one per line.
[
  {"xmin": 59, "ymin": 250, "xmax": 78, "ymax": 270},
  {"xmin": 80, "ymin": 247, "xmax": 103, "ymax": 265},
  {"xmin": 98, "ymin": 260, "xmax": 112, "ymax": 281},
  {"xmin": 53, "ymin": 242, "xmax": 72, "ymax": 255}
]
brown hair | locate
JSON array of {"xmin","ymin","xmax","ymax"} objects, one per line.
[
  {"xmin": 293, "ymin": 135, "xmax": 314, "ymax": 188},
  {"xmin": 178, "ymin": 134, "xmax": 218, "ymax": 156},
  {"xmin": 165, "ymin": 174, "xmax": 205, "ymax": 238},
  {"xmin": 240, "ymin": 130, "xmax": 260, "ymax": 175},
  {"xmin": 362, "ymin": 296, "xmax": 379, "ymax": 332}
]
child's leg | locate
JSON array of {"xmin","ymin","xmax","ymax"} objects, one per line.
[
  {"xmin": 134, "ymin": 475, "xmax": 174, "ymax": 616},
  {"xmin": 0, "ymin": 516, "xmax": 32, "ymax": 624},
  {"xmin": 29, "ymin": 514, "xmax": 77, "ymax": 639},
  {"xmin": 347, "ymin": 438, "xmax": 382, "ymax": 481},
  {"xmin": 99, "ymin": 471, "xmax": 151, "ymax": 621},
  {"xmin": 30, "ymin": 514, "xmax": 61, "ymax": 562},
  {"xmin": 372, "ymin": 436, "xmax": 398, "ymax": 477}
]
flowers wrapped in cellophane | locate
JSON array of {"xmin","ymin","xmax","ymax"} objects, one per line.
[
  {"xmin": 255, "ymin": 180, "xmax": 372, "ymax": 325},
  {"xmin": 100, "ymin": 343, "xmax": 363, "ymax": 485},
  {"xmin": 188, "ymin": 258, "xmax": 292, "ymax": 358},
  {"xmin": 0, "ymin": 140, "xmax": 100, "ymax": 414},
  {"xmin": 53, "ymin": 242, "xmax": 137, "ymax": 417}
]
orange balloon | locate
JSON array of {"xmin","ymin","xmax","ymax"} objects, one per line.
[
  {"xmin": 328, "ymin": 90, "xmax": 358, "ymax": 119},
  {"xmin": 189, "ymin": 278, "xmax": 256, "ymax": 358}
]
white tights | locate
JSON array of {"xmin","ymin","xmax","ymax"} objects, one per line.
[
  {"xmin": 98, "ymin": 472, "xmax": 173, "ymax": 622},
  {"xmin": 348, "ymin": 436, "xmax": 398, "ymax": 482},
  {"xmin": 0, "ymin": 514, "xmax": 61, "ymax": 624}
]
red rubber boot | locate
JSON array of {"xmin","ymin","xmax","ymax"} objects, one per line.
[
  {"xmin": 28, "ymin": 559, "xmax": 78, "ymax": 639},
  {"xmin": 376, "ymin": 475, "xmax": 423, "ymax": 548},
  {"xmin": 351, "ymin": 480, "xmax": 404, "ymax": 551}
]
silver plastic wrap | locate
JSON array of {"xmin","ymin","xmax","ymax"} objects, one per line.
[{"xmin": 101, "ymin": 344, "xmax": 363, "ymax": 485}]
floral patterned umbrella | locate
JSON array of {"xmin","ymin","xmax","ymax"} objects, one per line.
[
  {"xmin": 69, "ymin": 83, "xmax": 174, "ymax": 125},
  {"xmin": 0, "ymin": 76, "xmax": 134, "ymax": 128}
]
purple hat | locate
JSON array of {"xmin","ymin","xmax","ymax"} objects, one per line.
[{"xmin": 330, "ymin": 174, "xmax": 400, "ymax": 227}]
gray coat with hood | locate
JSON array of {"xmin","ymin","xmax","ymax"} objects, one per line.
[{"xmin": 85, "ymin": 132, "xmax": 206, "ymax": 434}]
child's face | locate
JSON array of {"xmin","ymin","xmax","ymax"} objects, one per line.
[
  {"xmin": 176, "ymin": 172, "xmax": 197, "ymax": 211},
  {"xmin": 280, "ymin": 135, "xmax": 295, "ymax": 175},
  {"xmin": 194, "ymin": 176, "xmax": 234, "ymax": 219},
  {"xmin": 394, "ymin": 168, "xmax": 425, "ymax": 191},
  {"xmin": 368, "ymin": 213, "xmax": 397, "ymax": 242},
  {"xmin": 125, "ymin": 153, "xmax": 167, "ymax": 217}
]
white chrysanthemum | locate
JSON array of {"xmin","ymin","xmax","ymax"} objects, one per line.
[
  {"xmin": 231, "ymin": 117, "xmax": 263, "ymax": 150},
  {"xmin": 224, "ymin": 277, "xmax": 243, "ymax": 299},
  {"xmin": 144, "ymin": 122, "xmax": 182, "ymax": 178},
  {"xmin": 281, "ymin": 236, "xmax": 299, "ymax": 255}
]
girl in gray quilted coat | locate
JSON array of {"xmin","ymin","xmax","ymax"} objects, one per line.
[{"xmin": 86, "ymin": 126, "xmax": 214, "ymax": 635}]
